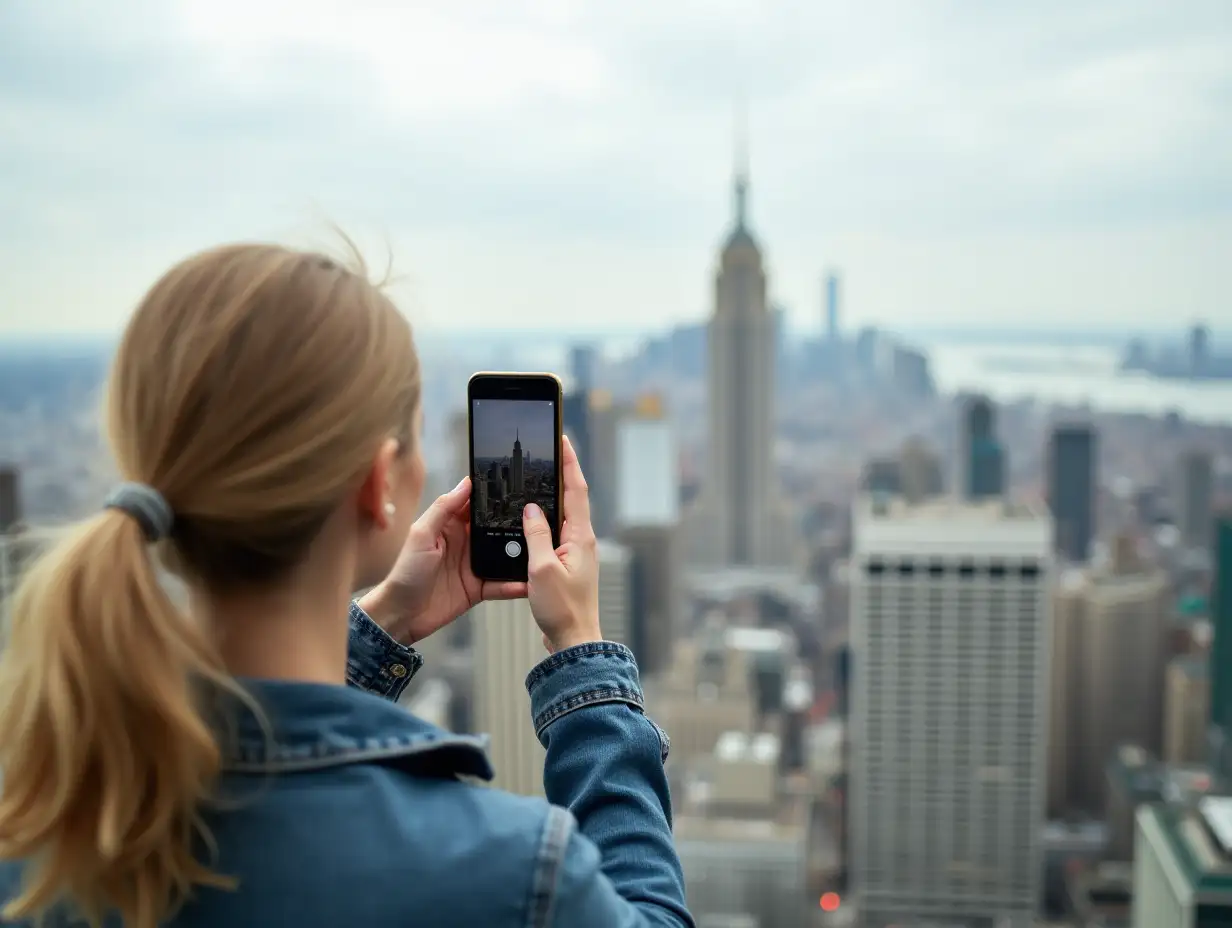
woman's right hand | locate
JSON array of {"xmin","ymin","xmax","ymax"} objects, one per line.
[{"xmin": 522, "ymin": 435, "xmax": 602, "ymax": 653}]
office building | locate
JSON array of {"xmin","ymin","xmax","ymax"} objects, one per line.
[
  {"xmin": 1178, "ymin": 450, "xmax": 1215, "ymax": 552},
  {"xmin": 1166, "ymin": 654, "xmax": 1210, "ymax": 766},
  {"xmin": 683, "ymin": 148, "xmax": 794, "ymax": 568},
  {"xmin": 1047, "ymin": 538, "xmax": 1170, "ymax": 819},
  {"xmin": 568, "ymin": 344, "xmax": 596, "ymax": 394},
  {"xmin": 561, "ymin": 391, "xmax": 592, "ymax": 473},
  {"xmin": 1210, "ymin": 517, "xmax": 1232, "ymax": 781},
  {"xmin": 0, "ymin": 466, "xmax": 19, "ymax": 532},
  {"xmin": 597, "ymin": 539, "xmax": 632, "ymax": 648},
  {"xmin": 958, "ymin": 394, "xmax": 1005, "ymax": 500},
  {"xmin": 898, "ymin": 438, "xmax": 944, "ymax": 504},
  {"xmin": 1132, "ymin": 797, "xmax": 1232, "ymax": 927},
  {"xmin": 615, "ymin": 410, "xmax": 680, "ymax": 676},
  {"xmin": 675, "ymin": 733, "xmax": 811, "ymax": 928},
  {"xmin": 889, "ymin": 344, "xmax": 934, "ymax": 399},
  {"xmin": 1105, "ymin": 745, "xmax": 1163, "ymax": 862},
  {"xmin": 850, "ymin": 496, "xmax": 1051, "ymax": 928},
  {"xmin": 473, "ymin": 597, "xmax": 545, "ymax": 798},
  {"xmin": 1048, "ymin": 422, "xmax": 1098, "ymax": 562},
  {"xmin": 649, "ymin": 624, "xmax": 758, "ymax": 766},
  {"xmin": 587, "ymin": 389, "xmax": 622, "ymax": 538},
  {"xmin": 859, "ymin": 457, "xmax": 900, "ymax": 495}
]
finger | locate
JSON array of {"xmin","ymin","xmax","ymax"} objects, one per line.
[
  {"xmin": 559, "ymin": 435, "xmax": 592, "ymax": 539},
  {"xmin": 481, "ymin": 581, "xmax": 527, "ymax": 601},
  {"xmin": 523, "ymin": 503, "xmax": 559, "ymax": 575},
  {"xmin": 414, "ymin": 477, "xmax": 470, "ymax": 537}
]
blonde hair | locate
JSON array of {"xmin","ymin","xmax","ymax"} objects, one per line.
[{"xmin": 0, "ymin": 243, "xmax": 421, "ymax": 927}]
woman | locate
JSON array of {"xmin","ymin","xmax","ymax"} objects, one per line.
[{"xmin": 0, "ymin": 245, "xmax": 693, "ymax": 928}]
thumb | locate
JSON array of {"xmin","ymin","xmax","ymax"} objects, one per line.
[
  {"xmin": 415, "ymin": 477, "xmax": 469, "ymax": 537},
  {"xmin": 522, "ymin": 503, "xmax": 556, "ymax": 573}
]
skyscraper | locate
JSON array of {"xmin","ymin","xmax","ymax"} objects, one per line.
[
  {"xmin": 615, "ymin": 409, "xmax": 680, "ymax": 676},
  {"xmin": 1047, "ymin": 537, "xmax": 1169, "ymax": 819},
  {"xmin": 959, "ymin": 394, "xmax": 1006, "ymax": 500},
  {"xmin": 1048, "ymin": 423, "xmax": 1097, "ymax": 562},
  {"xmin": 1208, "ymin": 517, "xmax": 1232, "ymax": 782},
  {"xmin": 569, "ymin": 344, "xmax": 596, "ymax": 394},
  {"xmin": 510, "ymin": 430, "xmax": 524, "ymax": 494},
  {"xmin": 684, "ymin": 143, "xmax": 794, "ymax": 567},
  {"xmin": 1178, "ymin": 449, "xmax": 1215, "ymax": 552},
  {"xmin": 850, "ymin": 496, "xmax": 1051, "ymax": 928},
  {"xmin": 898, "ymin": 438, "xmax": 944, "ymax": 503},
  {"xmin": 561, "ymin": 391, "xmax": 592, "ymax": 470},
  {"xmin": 0, "ymin": 466, "xmax": 19, "ymax": 532},
  {"xmin": 597, "ymin": 539, "xmax": 632, "ymax": 648},
  {"xmin": 473, "ymin": 597, "xmax": 545, "ymax": 798},
  {"xmin": 587, "ymin": 389, "xmax": 622, "ymax": 538}
]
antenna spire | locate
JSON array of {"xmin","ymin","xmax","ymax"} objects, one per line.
[{"xmin": 734, "ymin": 98, "xmax": 749, "ymax": 227}]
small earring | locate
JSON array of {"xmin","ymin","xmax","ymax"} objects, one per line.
[{"xmin": 383, "ymin": 502, "xmax": 396, "ymax": 517}]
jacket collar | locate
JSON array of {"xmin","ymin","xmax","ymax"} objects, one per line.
[{"xmin": 218, "ymin": 679, "xmax": 494, "ymax": 781}]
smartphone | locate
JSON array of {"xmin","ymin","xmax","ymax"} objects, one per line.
[{"xmin": 468, "ymin": 372, "xmax": 563, "ymax": 582}]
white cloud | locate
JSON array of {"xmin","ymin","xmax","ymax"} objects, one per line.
[{"xmin": 0, "ymin": 0, "xmax": 1228, "ymax": 336}]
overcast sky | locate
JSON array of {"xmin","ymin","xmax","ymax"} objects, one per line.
[
  {"xmin": 471, "ymin": 399, "xmax": 555, "ymax": 460},
  {"xmin": 1, "ymin": 0, "xmax": 1229, "ymax": 337}
]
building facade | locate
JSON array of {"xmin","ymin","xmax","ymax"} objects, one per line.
[
  {"xmin": 614, "ymin": 412, "xmax": 680, "ymax": 675},
  {"xmin": 1048, "ymin": 422, "xmax": 1097, "ymax": 563},
  {"xmin": 850, "ymin": 496, "xmax": 1051, "ymax": 928},
  {"xmin": 1166, "ymin": 655, "xmax": 1210, "ymax": 766},
  {"xmin": 684, "ymin": 159, "xmax": 794, "ymax": 568},
  {"xmin": 1211, "ymin": 518, "xmax": 1232, "ymax": 782},
  {"xmin": 1178, "ymin": 450, "xmax": 1215, "ymax": 552},
  {"xmin": 1047, "ymin": 544, "xmax": 1170, "ymax": 819},
  {"xmin": 597, "ymin": 538, "xmax": 632, "ymax": 649},
  {"xmin": 473, "ymin": 597, "xmax": 546, "ymax": 798},
  {"xmin": 958, "ymin": 394, "xmax": 1006, "ymax": 501},
  {"xmin": 1133, "ymin": 798, "xmax": 1232, "ymax": 927}
]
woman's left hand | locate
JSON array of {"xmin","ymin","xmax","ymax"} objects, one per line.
[{"xmin": 358, "ymin": 477, "xmax": 526, "ymax": 645}]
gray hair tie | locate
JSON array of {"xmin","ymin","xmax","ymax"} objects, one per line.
[{"xmin": 103, "ymin": 482, "xmax": 174, "ymax": 543}]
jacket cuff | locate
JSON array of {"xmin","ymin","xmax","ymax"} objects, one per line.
[
  {"xmin": 525, "ymin": 641, "xmax": 645, "ymax": 739},
  {"xmin": 346, "ymin": 601, "xmax": 423, "ymax": 701}
]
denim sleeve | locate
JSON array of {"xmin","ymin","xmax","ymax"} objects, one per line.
[
  {"xmin": 345, "ymin": 601, "xmax": 423, "ymax": 701},
  {"xmin": 525, "ymin": 642, "xmax": 693, "ymax": 928}
]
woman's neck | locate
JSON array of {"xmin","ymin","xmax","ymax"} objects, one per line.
[{"xmin": 203, "ymin": 573, "xmax": 354, "ymax": 686}]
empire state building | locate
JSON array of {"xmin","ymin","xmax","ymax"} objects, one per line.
[{"xmin": 684, "ymin": 156, "xmax": 795, "ymax": 568}]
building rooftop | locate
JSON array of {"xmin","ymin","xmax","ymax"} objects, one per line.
[
  {"xmin": 715, "ymin": 730, "xmax": 779, "ymax": 765},
  {"xmin": 1140, "ymin": 798, "xmax": 1232, "ymax": 896},
  {"xmin": 724, "ymin": 626, "xmax": 790, "ymax": 656},
  {"xmin": 856, "ymin": 494, "xmax": 1047, "ymax": 523},
  {"xmin": 853, "ymin": 493, "xmax": 1052, "ymax": 557},
  {"xmin": 683, "ymin": 568, "xmax": 820, "ymax": 612}
]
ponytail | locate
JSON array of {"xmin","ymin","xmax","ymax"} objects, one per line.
[{"xmin": 0, "ymin": 510, "xmax": 235, "ymax": 927}]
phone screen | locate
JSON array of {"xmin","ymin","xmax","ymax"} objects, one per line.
[{"xmin": 469, "ymin": 378, "xmax": 561, "ymax": 582}]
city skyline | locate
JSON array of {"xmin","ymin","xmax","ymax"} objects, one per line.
[
  {"xmin": 470, "ymin": 400, "xmax": 555, "ymax": 463},
  {"xmin": 2, "ymin": 2, "xmax": 1230, "ymax": 338}
]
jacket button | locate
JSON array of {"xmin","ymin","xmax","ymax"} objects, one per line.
[{"xmin": 388, "ymin": 663, "xmax": 408, "ymax": 678}]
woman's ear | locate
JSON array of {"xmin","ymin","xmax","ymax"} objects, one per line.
[{"xmin": 357, "ymin": 437, "xmax": 401, "ymax": 530}]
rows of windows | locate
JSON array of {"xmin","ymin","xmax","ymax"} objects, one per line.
[{"xmin": 865, "ymin": 558, "xmax": 1042, "ymax": 579}]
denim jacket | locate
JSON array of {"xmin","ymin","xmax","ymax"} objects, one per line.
[{"xmin": 0, "ymin": 604, "xmax": 694, "ymax": 927}]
